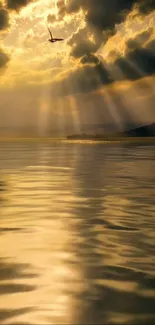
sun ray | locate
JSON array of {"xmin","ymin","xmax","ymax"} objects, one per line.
[
  {"xmin": 55, "ymin": 85, "xmax": 67, "ymax": 137},
  {"xmin": 38, "ymin": 86, "xmax": 51, "ymax": 137},
  {"xmin": 104, "ymin": 58, "xmax": 153, "ymax": 126},
  {"xmin": 99, "ymin": 40, "xmax": 155, "ymax": 128},
  {"xmin": 95, "ymin": 62, "xmax": 123, "ymax": 130},
  {"xmin": 64, "ymin": 68, "xmax": 85, "ymax": 135},
  {"xmin": 114, "ymin": 47, "xmax": 155, "ymax": 96},
  {"xmin": 67, "ymin": 95, "xmax": 82, "ymax": 135}
]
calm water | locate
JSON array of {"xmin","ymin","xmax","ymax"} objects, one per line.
[{"xmin": 0, "ymin": 142, "xmax": 155, "ymax": 324}]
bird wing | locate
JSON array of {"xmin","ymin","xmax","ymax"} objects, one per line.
[
  {"xmin": 47, "ymin": 26, "xmax": 53, "ymax": 39},
  {"xmin": 55, "ymin": 38, "xmax": 64, "ymax": 41}
]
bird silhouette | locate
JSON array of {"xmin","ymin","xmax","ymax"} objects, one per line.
[{"xmin": 47, "ymin": 26, "xmax": 64, "ymax": 43}]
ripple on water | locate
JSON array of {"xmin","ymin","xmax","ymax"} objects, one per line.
[{"xmin": 0, "ymin": 143, "xmax": 155, "ymax": 324}]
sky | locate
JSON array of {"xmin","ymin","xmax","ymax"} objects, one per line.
[{"xmin": 0, "ymin": 0, "xmax": 155, "ymax": 136}]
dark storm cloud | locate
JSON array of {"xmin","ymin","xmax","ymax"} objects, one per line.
[
  {"xmin": 66, "ymin": 0, "xmax": 155, "ymax": 60},
  {"xmin": 53, "ymin": 26, "xmax": 155, "ymax": 97},
  {"xmin": 67, "ymin": 0, "xmax": 155, "ymax": 27},
  {"xmin": 126, "ymin": 27, "xmax": 153, "ymax": 51},
  {"xmin": 67, "ymin": 0, "xmax": 137, "ymax": 31},
  {"xmin": 112, "ymin": 27, "xmax": 155, "ymax": 81},
  {"xmin": 67, "ymin": 0, "xmax": 138, "ymax": 60},
  {"xmin": 147, "ymin": 39, "xmax": 155, "ymax": 51},
  {"xmin": 70, "ymin": 39, "xmax": 98, "ymax": 58},
  {"xmin": 49, "ymin": 1, "xmax": 155, "ymax": 97},
  {"xmin": 115, "ymin": 46, "xmax": 155, "ymax": 81},
  {"xmin": 51, "ymin": 60, "xmax": 113, "ymax": 96},
  {"xmin": 80, "ymin": 53, "xmax": 100, "ymax": 65},
  {"xmin": 6, "ymin": 0, "xmax": 36, "ymax": 11},
  {"xmin": 67, "ymin": 26, "xmax": 102, "ymax": 59},
  {"xmin": 54, "ymin": 43, "xmax": 155, "ymax": 96},
  {"xmin": 138, "ymin": 0, "xmax": 155, "ymax": 15},
  {"xmin": 0, "ymin": 49, "xmax": 10, "ymax": 69},
  {"xmin": 0, "ymin": 3, "xmax": 9, "ymax": 30}
]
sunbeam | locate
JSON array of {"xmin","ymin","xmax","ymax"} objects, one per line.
[
  {"xmin": 100, "ymin": 57, "xmax": 148, "ymax": 128},
  {"xmin": 38, "ymin": 86, "xmax": 51, "ymax": 137},
  {"xmin": 63, "ymin": 67, "xmax": 86, "ymax": 135},
  {"xmin": 102, "ymin": 90, "xmax": 123, "ymax": 131},
  {"xmin": 108, "ymin": 66, "xmax": 142, "ymax": 126},
  {"xmin": 124, "ymin": 56, "xmax": 155, "ymax": 91},
  {"xmin": 95, "ymin": 61, "xmax": 123, "ymax": 130},
  {"xmin": 113, "ymin": 63, "xmax": 152, "ymax": 123},
  {"xmin": 67, "ymin": 95, "xmax": 82, "ymax": 135},
  {"xmin": 111, "ymin": 47, "xmax": 155, "ymax": 110},
  {"xmin": 98, "ymin": 38, "xmax": 155, "ymax": 129},
  {"xmin": 54, "ymin": 85, "xmax": 67, "ymax": 137}
]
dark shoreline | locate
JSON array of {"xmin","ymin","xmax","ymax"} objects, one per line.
[{"xmin": 0, "ymin": 137, "xmax": 155, "ymax": 144}]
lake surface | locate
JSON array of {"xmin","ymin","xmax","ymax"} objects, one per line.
[{"xmin": 0, "ymin": 142, "xmax": 155, "ymax": 324}]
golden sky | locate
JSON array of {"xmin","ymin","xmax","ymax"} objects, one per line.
[{"xmin": 0, "ymin": 0, "xmax": 155, "ymax": 135}]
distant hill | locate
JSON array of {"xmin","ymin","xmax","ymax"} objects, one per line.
[
  {"xmin": 66, "ymin": 123, "xmax": 155, "ymax": 140},
  {"xmin": 119, "ymin": 122, "xmax": 155, "ymax": 137}
]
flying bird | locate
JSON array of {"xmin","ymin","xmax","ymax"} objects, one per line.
[{"xmin": 47, "ymin": 26, "xmax": 64, "ymax": 43}]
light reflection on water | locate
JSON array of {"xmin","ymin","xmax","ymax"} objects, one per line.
[{"xmin": 0, "ymin": 143, "xmax": 155, "ymax": 324}]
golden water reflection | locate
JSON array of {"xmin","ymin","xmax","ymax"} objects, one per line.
[{"xmin": 0, "ymin": 143, "xmax": 155, "ymax": 324}]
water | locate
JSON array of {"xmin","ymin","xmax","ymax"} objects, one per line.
[{"xmin": 0, "ymin": 142, "xmax": 155, "ymax": 324}]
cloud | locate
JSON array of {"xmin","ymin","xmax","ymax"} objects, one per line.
[
  {"xmin": 80, "ymin": 53, "xmax": 100, "ymax": 65},
  {"xmin": 0, "ymin": 0, "xmax": 155, "ymax": 136},
  {"xmin": 47, "ymin": 13, "xmax": 56, "ymax": 24},
  {"xmin": 66, "ymin": 0, "xmax": 137, "ymax": 32},
  {"xmin": 0, "ymin": 0, "xmax": 39, "ymax": 32},
  {"xmin": 0, "ymin": 3, "xmax": 9, "ymax": 30},
  {"xmin": 47, "ymin": 0, "xmax": 66, "ymax": 24},
  {"xmin": 138, "ymin": 0, "xmax": 155, "ymax": 15},
  {"xmin": 57, "ymin": 0, "xmax": 66, "ymax": 19},
  {"xmin": 0, "ymin": 48, "xmax": 10, "ymax": 69},
  {"xmin": 2, "ymin": 0, "xmax": 155, "ymax": 100},
  {"xmin": 50, "ymin": 26, "xmax": 155, "ymax": 97},
  {"xmin": 66, "ymin": 0, "xmax": 155, "ymax": 28},
  {"xmin": 65, "ymin": 1, "xmax": 133, "ymax": 62},
  {"xmin": 65, "ymin": 0, "xmax": 155, "ymax": 64},
  {"xmin": 147, "ymin": 39, "xmax": 155, "ymax": 51},
  {"xmin": 67, "ymin": 24, "xmax": 102, "ymax": 60},
  {"xmin": 6, "ymin": 0, "xmax": 37, "ymax": 11},
  {"xmin": 51, "ymin": 59, "xmax": 113, "ymax": 97},
  {"xmin": 70, "ymin": 39, "xmax": 98, "ymax": 58},
  {"xmin": 112, "ymin": 28, "xmax": 155, "ymax": 82},
  {"xmin": 126, "ymin": 27, "xmax": 153, "ymax": 51}
]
